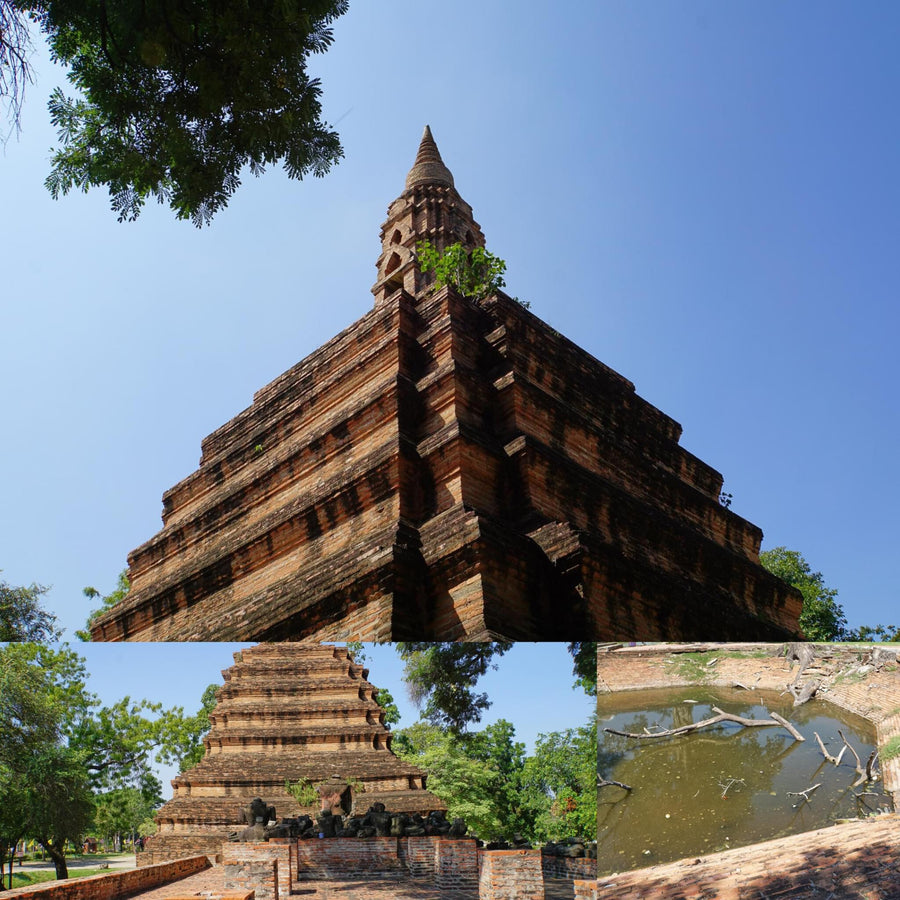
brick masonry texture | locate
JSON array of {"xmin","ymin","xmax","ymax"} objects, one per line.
[
  {"xmin": 143, "ymin": 644, "xmax": 444, "ymax": 866},
  {"xmin": 223, "ymin": 843, "xmax": 291, "ymax": 899},
  {"xmin": 0, "ymin": 856, "xmax": 210, "ymax": 900},
  {"xmin": 596, "ymin": 643, "xmax": 900, "ymax": 898},
  {"xmin": 478, "ymin": 850, "xmax": 543, "ymax": 900},
  {"xmin": 90, "ymin": 129, "xmax": 801, "ymax": 643},
  {"xmin": 224, "ymin": 859, "xmax": 277, "ymax": 900},
  {"xmin": 2, "ymin": 842, "xmax": 581, "ymax": 900},
  {"xmin": 540, "ymin": 857, "xmax": 596, "ymax": 880},
  {"xmin": 595, "ymin": 814, "xmax": 900, "ymax": 899}
]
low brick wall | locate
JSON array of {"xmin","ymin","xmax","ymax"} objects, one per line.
[
  {"xmin": 0, "ymin": 856, "xmax": 210, "ymax": 900},
  {"xmin": 223, "ymin": 841, "xmax": 293, "ymax": 899},
  {"xmin": 224, "ymin": 858, "xmax": 277, "ymax": 900},
  {"xmin": 295, "ymin": 837, "xmax": 404, "ymax": 879},
  {"xmin": 478, "ymin": 849, "xmax": 544, "ymax": 900},
  {"xmin": 398, "ymin": 835, "xmax": 435, "ymax": 878},
  {"xmin": 435, "ymin": 839, "xmax": 478, "ymax": 892},
  {"xmin": 541, "ymin": 855, "xmax": 596, "ymax": 881}
]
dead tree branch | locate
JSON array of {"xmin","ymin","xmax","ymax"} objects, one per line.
[
  {"xmin": 769, "ymin": 712, "xmax": 806, "ymax": 742},
  {"xmin": 814, "ymin": 732, "xmax": 847, "ymax": 766},
  {"xmin": 786, "ymin": 783, "xmax": 822, "ymax": 805},
  {"xmin": 839, "ymin": 730, "xmax": 877, "ymax": 788},
  {"xmin": 599, "ymin": 778, "xmax": 632, "ymax": 791},
  {"xmin": 603, "ymin": 706, "xmax": 804, "ymax": 742}
]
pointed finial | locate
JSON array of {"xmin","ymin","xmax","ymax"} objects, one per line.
[{"xmin": 404, "ymin": 125, "xmax": 455, "ymax": 190}]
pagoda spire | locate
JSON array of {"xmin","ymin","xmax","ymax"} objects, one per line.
[
  {"xmin": 405, "ymin": 125, "xmax": 455, "ymax": 190},
  {"xmin": 372, "ymin": 126, "xmax": 485, "ymax": 305}
]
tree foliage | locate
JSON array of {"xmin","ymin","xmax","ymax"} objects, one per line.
[
  {"xmin": 416, "ymin": 241, "xmax": 507, "ymax": 302},
  {"xmin": 392, "ymin": 722, "xmax": 508, "ymax": 841},
  {"xmin": 155, "ymin": 682, "xmax": 218, "ymax": 771},
  {"xmin": 0, "ymin": 643, "xmax": 209, "ymax": 880},
  {"xmin": 0, "ymin": 574, "xmax": 60, "ymax": 641},
  {"xmin": 519, "ymin": 721, "xmax": 597, "ymax": 841},
  {"xmin": 3, "ymin": 0, "xmax": 348, "ymax": 225},
  {"xmin": 92, "ymin": 784, "xmax": 161, "ymax": 850},
  {"xmin": 0, "ymin": 1, "xmax": 31, "ymax": 138},
  {"xmin": 77, "ymin": 570, "xmax": 130, "ymax": 640},
  {"xmin": 568, "ymin": 642, "xmax": 597, "ymax": 696},
  {"xmin": 25, "ymin": 745, "xmax": 95, "ymax": 879},
  {"xmin": 393, "ymin": 716, "xmax": 596, "ymax": 844},
  {"xmin": 760, "ymin": 547, "xmax": 847, "ymax": 641},
  {"xmin": 397, "ymin": 643, "xmax": 595, "ymax": 734},
  {"xmin": 761, "ymin": 545, "xmax": 898, "ymax": 641},
  {"xmin": 396, "ymin": 642, "xmax": 514, "ymax": 734}
]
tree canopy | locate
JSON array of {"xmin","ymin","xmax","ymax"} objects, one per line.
[
  {"xmin": 396, "ymin": 642, "xmax": 514, "ymax": 734},
  {"xmin": 0, "ymin": 574, "xmax": 60, "ymax": 641},
  {"xmin": 760, "ymin": 546, "xmax": 898, "ymax": 641},
  {"xmin": 760, "ymin": 546, "xmax": 847, "ymax": 641},
  {"xmin": 0, "ymin": 643, "xmax": 213, "ymax": 881},
  {"xmin": 392, "ymin": 717, "xmax": 596, "ymax": 844},
  {"xmin": 78, "ymin": 570, "xmax": 130, "ymax": 640},
  {"xmin": 1, "ymin": 0, "xmax": 348, "ymax": 224}
]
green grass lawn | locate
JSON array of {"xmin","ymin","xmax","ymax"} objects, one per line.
[{"xmin": 4, "ymin": 868, "xmax": 115, "ymax": 889}]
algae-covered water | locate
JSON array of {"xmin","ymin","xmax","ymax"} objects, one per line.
[{"xmin": 598, "ymin": 686, "xmax": 891, "ymax": 875}]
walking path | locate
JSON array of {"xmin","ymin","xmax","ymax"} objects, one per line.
[
  {"xmin": 132, "ymin": 868, "xmax": 573, "ymax": 899},
  {"xmin": 12, "ymin": 855, "xmax": 136, "ymax": 875}
]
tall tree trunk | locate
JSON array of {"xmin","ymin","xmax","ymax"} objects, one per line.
[{"xmin": 40, "ymin": 840, "xmax": 68, "ymax": 880}]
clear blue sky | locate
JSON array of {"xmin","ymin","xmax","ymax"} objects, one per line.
[
  {"xmin": 71, "ymin": 642, "xmax": 594, "ymax": 799},
  {"xmin": 2, "ymin": 2, "xmax": 899, "ymax": 634}
]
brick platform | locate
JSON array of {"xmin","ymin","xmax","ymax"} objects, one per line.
[{"xmin": 596, "ymin": 814, "xmax": 900, "ymax": 899}]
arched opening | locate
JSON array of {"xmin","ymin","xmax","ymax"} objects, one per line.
[
  {"xmin": 390, "ymin": 228, "xmax": 402, "ymax": 244},
  {"xmin": 384, "ymin": 251, "xmax": 401, "ymax": 276}
]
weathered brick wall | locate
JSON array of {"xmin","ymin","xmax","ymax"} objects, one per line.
[
  {"xmin": 434, "ymin": 839, "xmax": 478, "ymax": 892},
  {"xmin": 224, "ymin": 858, "xmax": 277, "ymax": 900},
  {"xmin": 398, "ymin": 836, "xmax": 436, "ymax": 878},
  {"xmin": 540, "ymin": 855, "xmax": 597, "ymax": 880},
  {"xmin": 0, "ymin": 856, "xmax": 210, "ymax": 900},
  {"xmin": 478, "ymin": 849, "xmax": 544, "ymax": 900},
  {"xmin": 294, "ymin": 837, "xmax": 404, "ymax": 879},
  {"xmin": 223, "ymin": 841, "xmax": 292, "ymax": 899},
  {"xmin": 573, "ymin": 879, "xmax": 599, "ymax": 900},
  {"xmin": 215, "ymin": 836, "xmax": 481, "ymax": 891},
  {"xmin": 138, "ymin": 834, "xmax": 225, "ymax": 867},
  {"xmin": 91, "ymin": 253, "xmax": 803, "ymax": 644}
]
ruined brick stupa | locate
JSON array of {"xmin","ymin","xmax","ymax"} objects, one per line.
[
  {"xmin": 91, "ymin": 127, "xmax": 802, "ymax": 642},
  {"xmin": 141, "ymin": 643, "xmax": 443, "ymax": 865}
]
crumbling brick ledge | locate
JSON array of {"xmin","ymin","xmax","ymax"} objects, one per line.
[{"xmin": 596, "ymin": 814, "xmax": 900, "ymax": 899}]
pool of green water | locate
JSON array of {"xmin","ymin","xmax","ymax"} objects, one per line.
[{"xmin": 598, "ymin": 686, "xmax": 891, "ymax": 875}]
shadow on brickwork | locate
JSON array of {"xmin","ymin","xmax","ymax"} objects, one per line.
[{"xmin": 739, "ymin": 838, "xmax": 900, "ymax": 900}]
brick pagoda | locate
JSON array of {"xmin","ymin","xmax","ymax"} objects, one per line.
[
  {"xmin": 141, "ymin": 643, "xmax": 443, "ymax": 865},
  {"xmin": 91, "ymin": 127, "xmax": 802, "ymax": 641}
]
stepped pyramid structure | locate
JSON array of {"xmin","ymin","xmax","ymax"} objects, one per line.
[
  {"xmin": 142, "ymin": 643, "xmax": 443, "ymax": 865},
  {"xmin": 91, "ymin": 127, "xmax": 802, "ymax": 641}
]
